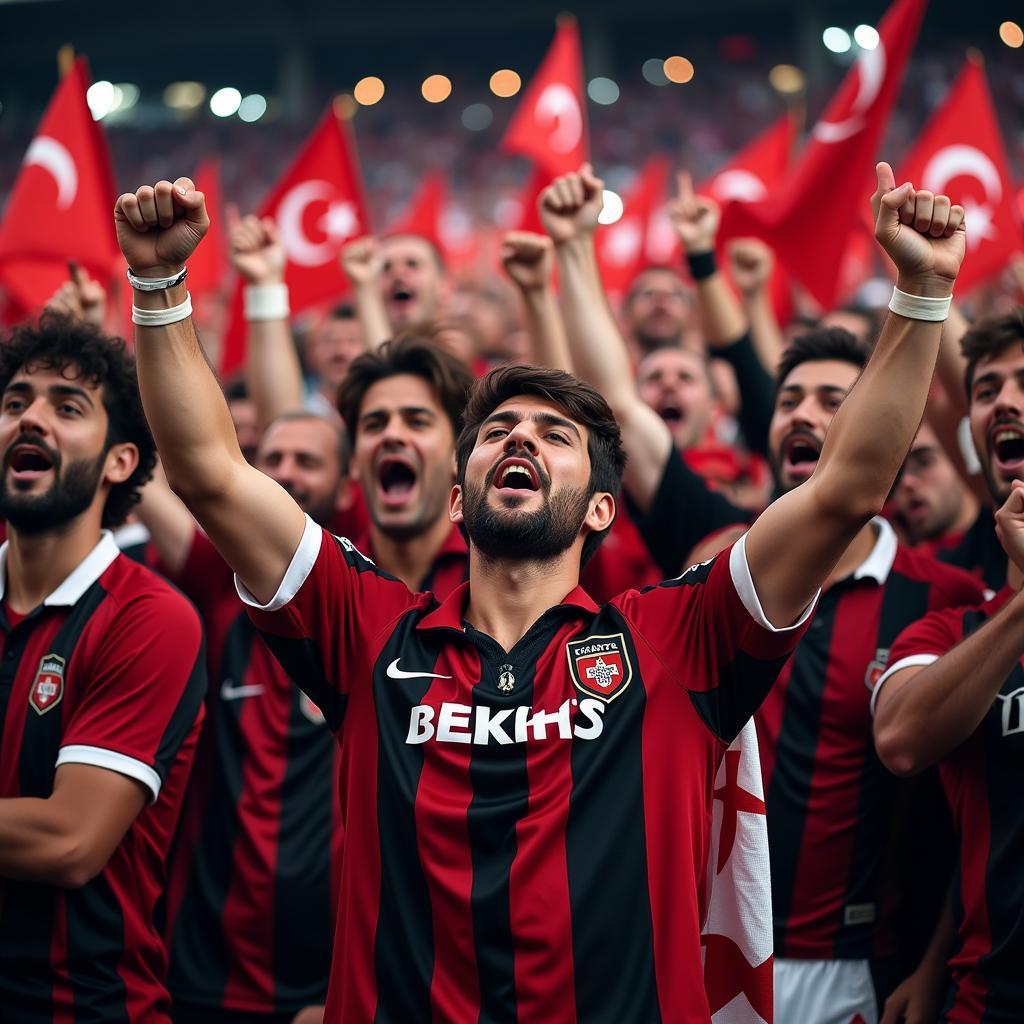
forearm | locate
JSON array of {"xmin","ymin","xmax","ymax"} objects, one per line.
[
  {"xmin": 694, "ymin": 264, "xmax": 747, "ymax": 348},
  {"xmin": 353, "ymin": 282, "xmax": 392, "ymax": 351},
  {"xmin": 135, "ymin": 466, "xmax": 196, "ymax": 577},
  {"xmin": 134, "ymin": 283, "xmax": 247, "ymax": 500},
  {"xmin": 742, "ymin": 287, "xmax": 785, "ymax": 372},
  {"xmin": 0, "ymin": 797, "xmax": 89, "ymax": 887},
  {"xmin": 519, "ymin": 284, "xmax": 573, "ymax": 374},
  {"xmin": 245, "ymin": 316, "xmax": 304, "ymax": 430},
  {"xmin": 934, "ymin": 301, "xmax": 969, "ymax": 420},
  {"xmin": 875, "ymin": 590, "xmax": 1024, "ymax": 773}
]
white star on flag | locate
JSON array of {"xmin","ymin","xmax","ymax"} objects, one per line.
[{"xmin": 318, "ymin": 201, "xmax": 359, "ymax": 243}]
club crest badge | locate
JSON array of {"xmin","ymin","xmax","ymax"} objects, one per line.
[
  {"xmin": 497, "ymin": 664, "xmax": 516, "ymax": 693},
  {"xmin": 30, "ymin": 653, "xmax": 66, "ymax": 716},
  {"xmin": 566, "ymin": 633, "xmax": 632, "ymax": 703},
  {"xmin": 865, "ymin": 648, "xmax": 889, "ymax": 691}
]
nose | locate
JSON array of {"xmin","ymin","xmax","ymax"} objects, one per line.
[
  {"xmin": 503, "ymin": 422, "xmax": 539, "ymax": 455},
  {"xmin": 994, "ymin": 380, "xmax": 1023, "ymax": 419},
  {"xmin": 13, "ymin": 396, "xmax": 51, "ymax": 438},
  {"xmin": 788, "ymin": 395, "xmax": 818, "ymax": 431}
]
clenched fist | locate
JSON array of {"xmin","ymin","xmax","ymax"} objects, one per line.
[
  {"xmin": 114, "ymin": 177, "xmax": 209, "ymax": 277},
  {"xmin": 227, "ymin": 206, "xmax": 285, "ymax": 285},
  {"xmin": 340, "ymin": 236, "xmax": 383, "ymax": 287},
  {"xmin": 501, "ymin": 231, "xmax": 554, "ymax": 292},
  {"xmin": 728, "ymin": 238, "xmax": 774, "ymax": 296},
  {"xmin": 995, "ymin": 480, "xmax": 1024, "ymax": 573},
  {"xmin": 538, "ymin": 163, "xmax": 604, "ymax": 245},
  {"xmin": 45, "ymin": 265, "xmax": 107, "ymax": 327},
  {"xmin": 871, "ymin": 161, "xmax": 966, "ymax": 295}
]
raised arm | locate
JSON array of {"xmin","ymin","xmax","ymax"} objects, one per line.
[
  {"xmin": 227, "ymin": 208, "xmax": 304, "ymax": 430},
  {"xmin": 874, "ymin": 482, "xmax": 1024, "ymax": 775},
  {"xmin": 500, "ymin": 231, "xmax": 573, "ymax": 374},
  {"xmin": 536, "ymin": 165, "xmax": 672, "ymax": 509},
  {"xmin": 115, "ymin": 177, "xmax": 306, "ymax": 604},
  {"xmin": 744, "ymin": 163, "xmax": 967, "ymax": 626},
  {"xmin": 339, "ymin": 236, "xmax": 392, "ymax": 351},
  {"xmin": 728, "ymin": 238, "xmax": 786, "ymax": 373}
]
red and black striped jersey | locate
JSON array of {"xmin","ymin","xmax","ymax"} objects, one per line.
[
  {"xmin": 354, "ymin": 521, "xmax": 469, "ymax": 597},
  {"xmin": 880, "ymin": 587, "xmax": 1024, "ymax": 1023},
  {"xmin": 0, "ymin": 533, "xmax": 205, "ymax": 1024},
  {"xmin": 238, "ymin": 516, "xmax": 812, "ymax": 1022},
  {"xmin": 757, "ymin": 519, "xmax": 984, "ymax": 961},
  {"xmin": 163, "ymin": 527, "xmax": 469, "ymax": 1015}
]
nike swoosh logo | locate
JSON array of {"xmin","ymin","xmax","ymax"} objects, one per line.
[
  {"xmin": 385, "ymin": 658, "xmax": 452, "ymax": 681},
  {"xmin": 220, "ymin": 680, "xmax": 265, "ymax": 701}
]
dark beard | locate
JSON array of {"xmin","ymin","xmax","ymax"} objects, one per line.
[
  {"xmin": 0, "ymin": 450, "xmax": 104, "ymax": 535},
  {"xmin": 461, "ymin": 477, "xmax": 591, "ymax": 562}
]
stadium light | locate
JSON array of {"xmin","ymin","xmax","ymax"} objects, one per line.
[
  {"xmin": 354, "ymin": 77, "xmax": 385, "ymax": 106},
  {"xmin": 489, "ymin": 69, "xmax": 521, "ymax": 98},
  {"xmin": 422, "ymin": 75, "xmax": 452, "ymax": 103},
  {"xmin": 822, "ymin": 27, "xmax": 852, "ymax": 53},
  {"xmin": 210, "ymin": 87, "xmax": 242, "ymax": 118},
  {"xmin": 769, "ymin": 64, "xmax": 805, "ymax": 95},
  {"xmin": 598, "ymin": 189, "xmax": 624, "ymax": 225},
  {"xmin": 164, "ymin": 82, "xmax": 205, "ymax": 111},
  {"xmin": 587, "ymin": 77, "xmax": 619, "ymax": 105},
  {"xmin": 1000, "ymin": 21, "xmax": 1023, "ymax": 48},
  {"xmin": 462, "ymin": 103, "xmax": 493, "ymax": 131},
  {"xmin": 86, "ymin": 80, "xmax": 116, "ymax": 120},
  {"xmin": 853, "ymin": 24, "xmax": 879, "ymax": 49},
  {"xmin": 642, "ymin": 58, "xmax": 668, "ymax": 86},
  {"xmin": 663, "ymin": 57, "xmax": 695, "ymax": 84},
  {"xmin": 238, "ymin": 94, "xmax": 267, "ymax": 123}
]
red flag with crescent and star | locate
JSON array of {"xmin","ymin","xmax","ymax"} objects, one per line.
[
  {"xmin": 220, "ymin": 105, "xmax": 371, "ymax": 375},
  {"xmin": 0, "ymin": 57, "xmax": 119, "ymax": 315},
  {"xmin": 898, "ymin": 57, "xmax": 1023, "ymax": 295},
  {"xmin": 502, "ymin": 19, "xmax": 588, "ymax": 232},
  {"xmin": 720, "ymin": 0, "xmax": 925, "ymax": 309}
]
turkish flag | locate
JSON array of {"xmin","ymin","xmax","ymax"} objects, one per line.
[
  {"xmin": 596, "ymin": 156, "xmax": 670, "ymax": 301},
  {"xmin": 188, "ymin": 158, "xmax": 228, "ymax": 301},
  {"xmin": 502, "ymin": 19, "xmax": 588, "ymax": 230},
  {"xmin": 0, "ymin": 57, "xmax": 119, "ymax": 312},
  {"xmin": 220, "ymin": 106, "xmax": 371, "ymax": 375},
  {"xmin": 389, "ymin": 170, "xmax": 447, "ymax": 251},
  {"xmin": 721, "ymin": 0, "xmax": 925, "ymax": 309},
  {"xmin": 898, "ymin": 58, "xmax": 1024, "ymax": 294}
]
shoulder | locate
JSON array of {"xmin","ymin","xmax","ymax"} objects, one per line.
[
  {"xmin": 97, "ymin": 556, "xmax": 201, "ymax": 632},
  {"xmin": 892, "ymin": 545, "xmax": 987, "ymax": 606}
]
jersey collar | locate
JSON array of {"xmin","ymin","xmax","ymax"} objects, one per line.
[
  {"xmin": 0, "ymin": 530, "xmax": 120, "ymax": 607},
  {"xmin": 417, "ymin": 580, "xmax": 599, "ymax": 632},
  {"xmin": 851, "ymin": 516, "xmax": 898, "ymax": 585}
]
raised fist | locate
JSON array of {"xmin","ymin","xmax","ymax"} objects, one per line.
[
  {"xmin": 45, "ymin": 264, "xmax": 107, "ymax": 327},
  {"xmin": 227, "ymin": 206, "xmax": 285, "ymax": 285},
  {"xmin": 995, "ymin": 480, "xmax": 1024, "ymax": 573},
  {"xmin": 728, "ymin": 238, "xmax": 774, "ymax": 295},
  {"xmin": 501, "ymin": 231, "xmax": 554, "ymax": 291},
  {"xmin": 114, "ymin": 178, "xmax": 209, "ymax": 277},
  {"xmin": 668, "ymin": 171, "xmax": 720, "ymax": 254},
  {"xmin": 538, "ymin": 163, "xmax": 604, "ymax": 245},
  {"xmin": 872, "ymin": 161, "xmax": 966, "ymax": 293},
  {"xmin": 340, "ymin": 236, "xmax": 383, "ymax": 287}
]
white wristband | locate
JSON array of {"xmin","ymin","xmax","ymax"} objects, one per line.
[
  {"xmin": 244, "ymin": 283, "xmax": 290, "ymax": 321},
  {"xmin": 127, "ymin": 267, "xmax": 187, "ymax": 291},
  {"xmin": 888, "ymin": 286, "xmax": 952, "ymax": 322},
  {"xmin": 132, "ymin": 291, "xmax": 193, "ymax": 327}
]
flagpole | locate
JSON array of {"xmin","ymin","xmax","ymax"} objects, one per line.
[{"xmin": 57, "ymin": 44, "xmax": 74, "ymax": 78}]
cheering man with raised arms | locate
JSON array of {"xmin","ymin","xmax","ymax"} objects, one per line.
[{"xmin": 117, "ymin": 166, "xmax": 964, "ymax": 1022}]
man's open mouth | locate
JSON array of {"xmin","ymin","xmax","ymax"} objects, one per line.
[
  {"xmin": 991, "ymin": 425, "xmax": 1024, "ymax": 470},
  {"xmin": 781, "ymin": 433, "xmax": 822, "ymax": 475},
  {"xmin": 7, "ymin": 443, "xmax": 54, "ymax": 477},
  {"xmin": 376, "ymin": 455, "xmax": 419, "ymax": 508},
  {"xmin": 492, "ymin": 457, "xmax": 540, "ymax": 493},
  {"xmin": 657, "ymin": 403, "xmax": 685, "ymax": 426}
]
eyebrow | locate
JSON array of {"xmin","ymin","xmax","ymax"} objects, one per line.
[
  {"xmin": 778, "ymin": 384, "xmax": 848, "ymax": 397},
  {"xmin": 3, "ymin": 381, "xmax": 95, "ymax": 407},
  {"xmin": 480, "ymin": 409, "xmax": 582, "ymax": 441},
  {"xmin": 359, "ymin": 405, "xmax": 436, "ymax": 422},
  {"xmin": 972, "ymin": 371, "xmax": 1001, "ymax": 390}
]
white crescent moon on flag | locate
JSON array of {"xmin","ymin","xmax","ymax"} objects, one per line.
[
  {"xmin": 709, "ymin": 170, "xmax": 768, "ymax": 203},
  {"xmin": 24, "ymin": 136, "xmax": 78, "ymax": 209},
  {"xmin": 813, "ymin": 42, "xmax": 887, "ymax": 144},
  {"xmin": 922, "ymin": 145, "xmax": 1003, "ymax": 203},
  {"xmin": 277, "ymin": 180, "xmax": 335, "ymax": 267},
  {"xmin": 534, "ymin": 83, "xmax": 583, "ymax": 155}
]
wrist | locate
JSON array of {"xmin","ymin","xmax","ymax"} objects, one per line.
[
  {"xmin": 130, "ymin": 264, "xmax": 184, "ymax": 280},
  {"xmin": 132, "ymin": 281, "xmax": 188, "ymax": 310},
  {"xmin": 895, "ymin": 273, "xmax": 954, "ymax": 299}
]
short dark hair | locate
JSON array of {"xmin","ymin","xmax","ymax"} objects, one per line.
[
  {"xmin": 264, "ymin": 409, "xmax": 351, "ymax": 476},
  {"xmin": 455, "ymin": 365, "xmax": 626, "ymax": 566},
  {"xmin": 336, "ymin": 331, "xmax": 474, "ymax": 440},
  {"xmin": 0, "ymin": 314, "xmax": 157, "ymax": 528},
  {"xmin": 961, "ymin": 309, "xmax": 1024, "ymax": 398},
  {"xmin": 775, "ymin": 327, "xmax": 870, "ymax": 394},
  {"xmin": 382, "ymin": 233, "xmax": 446, "ymax": 274}
]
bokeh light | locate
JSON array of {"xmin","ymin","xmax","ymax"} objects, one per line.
[
  {"xmin": 822, "ymin": 27, "xmax": 852, "ymax": 53},
  {"xmin": 238, "ymin": 94, "xmax": 267, "ymax": 122},
  {"xmin": 490, "ymin": 69, "xmax": 521, "ymax": 98},
  {"xmin": 769, "ymin": 64, "xmax": 805, "ymax": 95},
  {"xmin": 422, "ymin": 75, "xmax": 453, "ymax": 103},
  {"xmin": 354, "ymin": 77, "xmax": 385, "ymax": 105},
  {"xmin": 164, "ymin": 81, "xmax": 205, "ymax": 110},
  {"xmin": 462, "ymin": 103, "xmax": 493, "ymax": 130},
  {"xmin": 587, "ymin": 77, "xmax": 620, "ymax": 105},
  {"xmin": 853, "ymin": 24, "xmax": 879, "ymax": 49},
  {"xmin": 642, "ymin": 58, "xmax": 668, "ymax": 86},
  {"xmin": 663, "ymin": 57, "xmax": 695, "ymax": 84},
  {"xmin": 1000, "ymin": 21, "xmax": 1023, "ymax": 48},
  {"xmin": 210, "ymin": 87, "xmax": 242, "ymax": 117}
]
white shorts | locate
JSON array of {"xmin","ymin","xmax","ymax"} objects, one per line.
[{"xmin": 774, "ymin": 959, "xmax": 879, "ymax": 1024}]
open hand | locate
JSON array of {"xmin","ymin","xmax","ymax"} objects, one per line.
[
  {"xmin": 667, "ymin": 171, "xmax": 720, "ymax": 253},
  {"xmin": 538, "ymin": 163, "xmax": 604, "ymax": 244},
  {"xmin": 872, "ymin": 161, "xmax": 966, "ymax": 295},
  {"xmin": 227, "ymin": 206, "xmax": 285, "ymax": 285},
  {"xmin": 501, "ymin": 231, "xmax": 554, "ymax": 291},
  {"xmin": 114, "ymin": 178, "xmax": 209, "ymax": 277}
]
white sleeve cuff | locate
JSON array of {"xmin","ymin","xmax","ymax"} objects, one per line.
[
  {"xmin": 234, "ymin": 514, "xmax": 322, "ymax": 612},
  {"xmin": 57, "ymin": 745, "xmax": 162, "ymax": 803},
  {"xmin": 870, "ymin": 653, "xmax": 939, "ymax": 716},
  {"xmin": 728, "ymin": 532, "xmax": 819, "ymax": 633}
]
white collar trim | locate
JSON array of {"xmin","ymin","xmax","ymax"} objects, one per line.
[
  {"xmin": 851, "ymin": 516, "xmax": 898, "ymax": 584},
  {"xmin": 0, "ymin": 531, "xmax": 120, "ymax": 607}
]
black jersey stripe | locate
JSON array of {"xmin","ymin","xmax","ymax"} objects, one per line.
[
  {"xmin": 272, "ymin": 688, "xmax": 334, "ymax": 1008},
  {"xmin": 372, "ymin": 615, "xmax": 438, "ymax": 1024},
  {"xmin": 465, "ymin": 632, "xmax": 534, "ymax": 1024},
  {"xmin": 838, "ymin": 572, "xmax": 931, "ymax": 960},
  {"xmin": 66, "ymin": 874, "xmax": 130, "ymax": 1023},
  {"xmin": 167, "ymin": 613, "xmax": 254, "ymax": 1006},
  {"xmin": 766, "ymin": 587, "xmax": 839, "ymax": 952},
  {"xmin": 567, "ymin": 612, "xmax": 661, "ymax": 1024},
  {"xmin": 152, "ymin": 635, "xmax": 207, "ymax": 784}
]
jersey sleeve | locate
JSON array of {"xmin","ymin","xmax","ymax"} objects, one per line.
[
  {"xmin": 615, "ymin": 531, "xmax": 816, "ymax": 744},
  {"xmin": 234, "ymin": 515, "xmax": 420, "ymax": 726},
  {"xmin": 870, "ymin": 606, "xmax": 964, "ymax": 716},
  {"xmin": 56, "ymin": 587, "xmax": 207, "ymax": 803}
]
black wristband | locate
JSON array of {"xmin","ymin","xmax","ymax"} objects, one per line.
[{"xmin": 685, "ymin": 249, "xmax": 717, "ymax": 281}]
